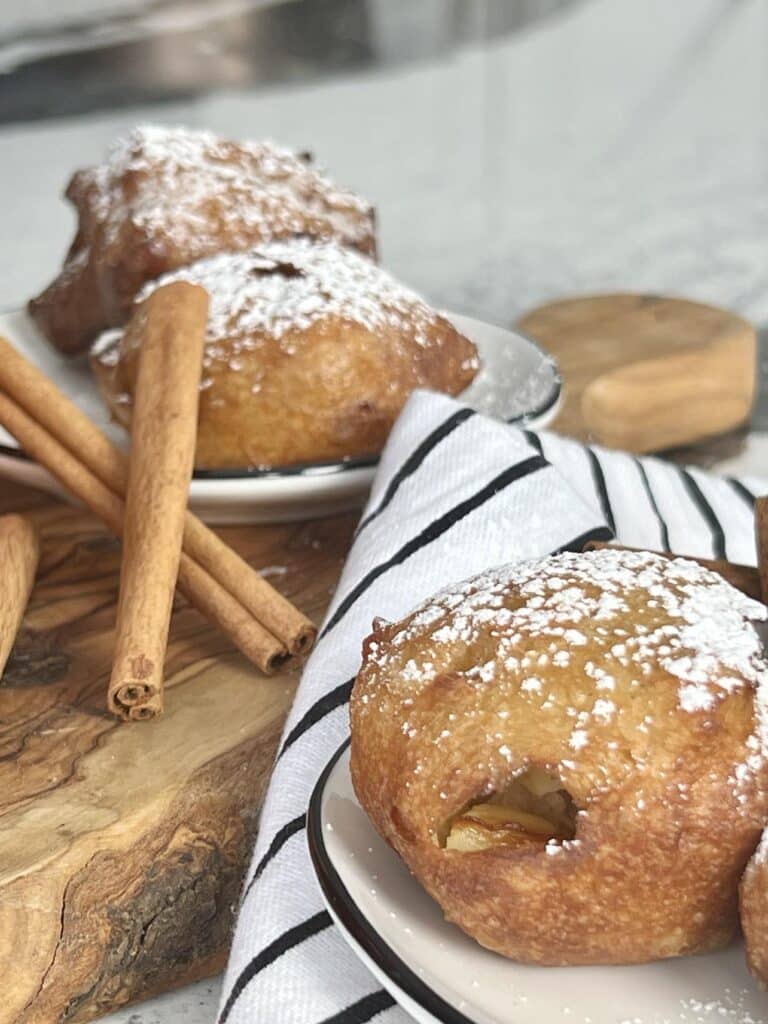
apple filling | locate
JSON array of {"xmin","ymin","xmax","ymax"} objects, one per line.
[{"xmin": 444, "ymin": 767, "xmax": 576, "ymax": 851}]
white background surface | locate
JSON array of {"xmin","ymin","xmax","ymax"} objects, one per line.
[
  {"xmin": 99, "ymin": 978, "xmax": 222, "ymax": 1023},
  {"xmin": 1, "ymin": 0, "xmax": 766, "ymax": 1020},
  {"xmin": 2, "ymin": 0, "xmax": 767, "ymax": 329}
]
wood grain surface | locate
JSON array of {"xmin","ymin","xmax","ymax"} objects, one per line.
[
  {"xmin": 517, "ymin": 294, "xmax": 756, "ymax": 451},
  {"xmin": 0, "ymin": 480, "xmax": 353, "ymax": 1024}
]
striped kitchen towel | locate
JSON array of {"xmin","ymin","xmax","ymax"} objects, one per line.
[{"xmin": 219, "ymin": 389, "xmax": 763, "ymax": 1024}]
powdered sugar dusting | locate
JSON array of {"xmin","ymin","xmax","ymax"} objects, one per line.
[
  {"xmin": 85, "ymin": 124, "xmax": 374, "ymax": 256},
  {"xmin": 365, "ymin": 549, "xmax": 768, "ymax": 782},
  {"xmin": 378, "ymin": 549, "xmax": 766, "ymax": 695},
  {"xmin": 678, "ymin": 989, "xmax": 765, "ymax": 1024},
  {"xmin": 129, "ymin": 237, "xmax": 450, "ymax": 350},
  {"xmin": 90, "ymin": 327, "xmax": 122, "ymax": 363}
]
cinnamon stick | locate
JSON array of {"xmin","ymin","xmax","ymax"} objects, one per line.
[
  {"xmin": 108, "ymin": 282, "xmax": 208, "ymax": 719},
  {"xmin": 183, "ymin": 517, "xmax": 316, "ymax": 655},
  {"xmin": 0, "ymin": 335, "xmax": 315, "ymax": 655},
  {"xmin": 755, "ymin": 497, "xmax": 768, "ymax": 603},
  {"xmin": 0, "ymin": 514, "xmax": 39, "ymax": 680},
  {"xmin": 584, "ymin": 540, "xmax": 762, "ymax": 601},
  {"xmin": 0, "ymin": 393, "xmax": 288, "ymax": 678}
]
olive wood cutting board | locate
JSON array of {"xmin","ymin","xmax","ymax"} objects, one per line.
[
  {"xmin": 0, "ymin": 479, "xmax": 353, "ymax": 1024},
  {"xmin": 517, "ymin": 293, "xmax": 756, "ymax": 452}
]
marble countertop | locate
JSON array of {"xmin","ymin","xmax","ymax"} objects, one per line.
[
  {"xmin": 3, "ymin": 0, "xmax": 766, "ymax": 328},
  {"xmin": 1, "ymin": 0, "xmax": 766, "ymax": 1020},
  {"xmin": 99, "ymin": 979, "xmax": 222, "ymax": 1024}
]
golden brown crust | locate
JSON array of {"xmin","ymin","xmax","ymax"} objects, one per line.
[
  {"xmin": 29, "ymin": 125, "xmax": 376, "ymax": 355},
  {"xmin": 90, "ymin": 239, "xmax": 478, "ymax": 469},
  {"xmin": 741, "ymin": 836, "xmax": 768, "ymax": 985},
  {"xmin": 350, "ymin": 549, "xmax": 768, "ymax": 965}
]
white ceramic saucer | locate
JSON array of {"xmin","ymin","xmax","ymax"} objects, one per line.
[
  {"xmin": 0, "ymin": 309, "xmax": 560, "ymax": 524},
  {"xmin": 308, "ymin": 740, "xmax": 767, "ymax": 1024}
]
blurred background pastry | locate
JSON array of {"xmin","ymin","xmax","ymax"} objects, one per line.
[
  {"xmin": 351, "ymin": 547, "xmax": 768, "ymax": 966},
  {"xmin": 28, "ymin": 124, "xmax": 376, "ymax": 355},
  {"xmin": 91, "ymin": 237, "xmax": 479, "ymax": 469}
]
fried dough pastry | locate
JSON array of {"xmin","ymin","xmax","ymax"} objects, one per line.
[
  {"xmin": 29, "ymin": 125, "xmax": 376, "ymax": 354},
  {"xmin": 741, "ymin": 832, "xmax": 768, "ymax": 985},
  {"xmin": 350, "ymin": 548, "xmax": 768, "ymax": 966},
  {"xmin": 91, "ymin": 238, "xmax": 479, "ymax": 469}
]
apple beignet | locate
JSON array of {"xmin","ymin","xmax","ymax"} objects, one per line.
[
  {"xmin": 350, "ymin": 548, "xmax": 768, "ymax": 966},
  {"xmin": 741, "ymin": 831, "xmax": 768, "ymax": 985},
  {"xmin": 29, "ymin": 124, "xmax": 376, "ymax": 354},
  {"xmin": 91, "ymin": 238, "xmax": 479, "ymax": 469}
]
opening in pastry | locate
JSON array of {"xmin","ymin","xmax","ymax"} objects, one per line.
[
  {"xmin": 443, "ymin": 767, "xmax": 577, "ymax": 852},
  {"xmin": 251, "ymin": 258, "xmax": 304, "ymax": 279}
]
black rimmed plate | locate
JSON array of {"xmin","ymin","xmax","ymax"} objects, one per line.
[
  {"xmin": 308, "ymin": 740, "xmax": 765, "ymax": 1024},
  {"xmin": 0, "ymin": 308, "xmax": 560, "ymax": 524}
]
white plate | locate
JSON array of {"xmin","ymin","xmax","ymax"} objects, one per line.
[
  {"xmin": 308, "ymin": 741, "xmax": 768, "ymax": 1024},
  {"xmin": 0, "ymin": 308, "xmax": 560, "ymax": 524}
]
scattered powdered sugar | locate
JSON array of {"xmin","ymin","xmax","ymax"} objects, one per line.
[
  {"xmin": 591, "ymin": 698, "xmax": 615, "ymax": 720},
  {"xmin": 131, "ymin": 237, "xmax": 446, "ymax": 351},
  {"xmin": 545, "ymin": 837, "xmax": 582, "ymax": 856},
  {"xmin": 678, "ymin": 683, "xmax": 718, "ymax": 713},
  {"xmin": 678, "ymin": 990, "xmax": 765, "ymax": 1024},
  {"xmin": 569, "ymin": 729, "xmax": 589, "ymax": 751},
  {"xmin": 521, "ymin": 676, "xmax": 543, "ymax": 694},
  {"xmin": 90, "ymin": 327, "xmax": 122, "ymax": 364},
  {"xmin": 85, "ymin": 124, "xmax": 373, "ymax": 255}
]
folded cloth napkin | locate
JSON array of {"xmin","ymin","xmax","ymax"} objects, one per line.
[{"xmin": 218, "ymin": 390, "xmax": 764, "ymax": 1024}]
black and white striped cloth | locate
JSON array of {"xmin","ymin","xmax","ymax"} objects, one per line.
[{"xmin": 218, "ymin": 390, "xmax": 764, "ymax": 1024}]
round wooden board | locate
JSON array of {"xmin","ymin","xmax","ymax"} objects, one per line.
[{"xmin": 516, "ymin": 294, "xmax": 756, "ymax": 450}]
